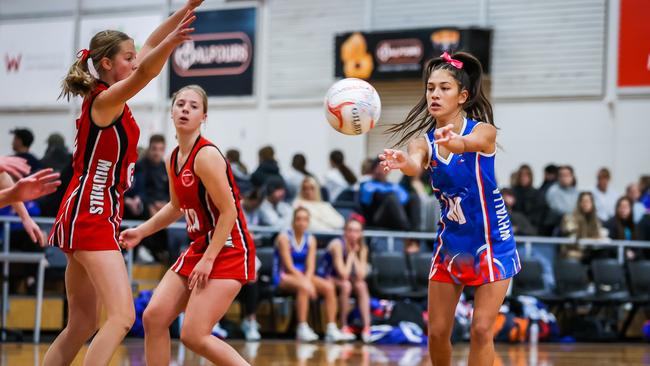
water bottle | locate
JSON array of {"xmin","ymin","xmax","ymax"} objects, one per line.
[{"xmin": 529, "ymin": 322, "xmax": 539, "ymax": 346}]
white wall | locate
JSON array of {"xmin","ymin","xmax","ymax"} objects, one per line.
[
  {"xmin": 0, "ymin": 0, "xmax": 648, "ymax": 196},
  {"xmin": 494, "ymin": 98, "xmax": 650, "ymax": 194}
]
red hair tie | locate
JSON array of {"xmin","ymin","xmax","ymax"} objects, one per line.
[
  {"xmin": 348, "ymin": 213, "xmax": 366, "ymax": 226},
  {"xmin": 77, "ymin": 49, "xmax": 90, "ymax": 63},
  {"xmin": 441, "ymin": 52, "xmax": 463, "ymax": 69}
]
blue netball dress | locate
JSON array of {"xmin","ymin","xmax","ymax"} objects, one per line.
[
  {"xmin": 425, "ymin": 118, "xmax": 520, "ymax": 286},
  {"xmin": 272, "ymin": 229, "xmax": 311, "ymax": 286},
  {"xmin": 316, "ymin": 238, "xmax": 347, "ymax": 278}
]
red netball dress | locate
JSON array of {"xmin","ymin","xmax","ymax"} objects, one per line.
[
  {"xmin": 169, "ymin": 136, "xmax": 256, "ymax": 284},
  {"xmin": 49, "ymin": 81, "xmax": 140, "ymax": 252}
]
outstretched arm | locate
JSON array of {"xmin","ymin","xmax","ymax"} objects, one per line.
[
  {"xmin": 379, "ymin": 136, "xmax": 429, "ymax": 176},
  {"xmin": 93, "ymin": 11, "xmax": 197, "ymax": 126},
  {"xmin": 0, "ymin": 169, "xmax": 60, "ymax": 209},
  {"xmin": 119, "ymin": 157, "xmax": 183, "ymax": 249},
  {"xmin": 434, "ymin": 123, "xmax": 496, "ymax": 155},
  {"xmin": 138, "ymin": 0, "xmax": 204, "ymax": 61},
  {"xmin": 0, "ymin": 172, "xmax": 45, "ymax": 245}
]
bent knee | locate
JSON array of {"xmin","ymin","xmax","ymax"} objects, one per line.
[
  {"xmin": 180, "ymin": 327, "xmax": 207, "ymax": 351},
  {"xmin": 470, "ymin": 321, "xmax": 494, "ymax": 344},
  {"xmin": 143, "ymin": 306, "xmax": 166, "ymax": 330},
  {"xmin": 107, "ymin": 310, "xmax": 135, "ymax": 333},
  {"xmin": 427, "ymin": 323, "xmax": 452, "ymax": 344}
]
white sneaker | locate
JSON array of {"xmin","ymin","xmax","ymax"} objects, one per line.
[
  {"xmin": 296, "ymin": 323, "xmax": 319, "ymax": 342},
  {"xmin": 325, "ymin": 323, "xmax": 356, "ymax": 342},
  {"xmin": 136, "ymin": 247, "xmax": 155, "ymax": 263},
  {"xmin": 361, "ymin": 327, "xmax": 372, "ymax": 344},
  {"xmin": 241, "ymin": 319, "xmax": 261, "ymax": 341},
  {"xmin": 211, "ymin": 322, "xmax": 228, "ymax": 339}
]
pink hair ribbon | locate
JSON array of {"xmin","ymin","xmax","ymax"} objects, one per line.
[{"xmin": 441, "ymin": 52, "xmax": 463, "ymax": 69}]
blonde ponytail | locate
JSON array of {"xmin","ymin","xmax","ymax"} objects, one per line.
[
  {"xmin": 60, "ymin": 54, "xmax": 96, "ymax": 100},
  {"xmin": 59, "ymin": 30, "xmax": 132, "ymax": 101}
]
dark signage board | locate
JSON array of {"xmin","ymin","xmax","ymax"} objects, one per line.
[
  {"xmin": 169, "ymin": 7, "xmax": 256, "ymax": 97},
  {"xmin": 335, "ymin": 28, "xmax": 491, "ymax": 80}
]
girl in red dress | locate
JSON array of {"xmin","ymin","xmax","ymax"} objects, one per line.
[
  {"xmin": 44, "ymin": 2, "xmax": 201, "ymax": 365},
  {"xmin": 120, "ymin": 85, "xmax": 255, "ymax": 366}
]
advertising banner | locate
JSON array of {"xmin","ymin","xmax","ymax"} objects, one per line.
[
  {"xmin": 335, "ymin": 28, "xmax": 491, "ymax": 80},
  {"xmin": 0, "ymin": 20, "xmax": 75, "ymax": 107},
  {"xmin": 169, "ymin": 7, "xmax": 256, "ymax": 97}
]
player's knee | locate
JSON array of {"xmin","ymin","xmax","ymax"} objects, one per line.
[
  {"xmin": 108, "ymin": 309, "xmax": 135, "ymax": 334},
  {"xmin": 143, "ymin": 306, "xmax": 163, "ymax": 331},
  {"xmin": 427, "ymin": 323, "xmax": 451, "ymax": 344},
  {"xmin": 180, "ymin": 326, "xmax": 205, "ymax": 352},
  {"xmin": 470, "ymin": 320, "xmax": 493, "ymax": 345}
]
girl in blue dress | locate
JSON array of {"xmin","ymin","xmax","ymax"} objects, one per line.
[
  {"xmin": 380, "ymin": 52, "xmax": 520, "ymax": 366},
  {"xmin": 273, "ymin": 207, "xmax": 353, "ymax": 342}
]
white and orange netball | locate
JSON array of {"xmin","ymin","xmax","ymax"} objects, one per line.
[{"xmin": 324, "ymin": 78, "xmax": 381, "ymax": 135}]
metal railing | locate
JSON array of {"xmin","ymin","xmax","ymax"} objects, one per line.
[{"xmin": 1, "ymin": 215, "xmax": 650, "ymax": 343}]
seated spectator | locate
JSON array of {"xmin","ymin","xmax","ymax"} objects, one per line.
[
  {"xmin": 512, "ymin": 164, "xmax": 543, "ymax": 230},
  {"xmin": 273, "ymin": 208, "xmax": 353, "ymax": 342},
  {"xmin": 259, "ymin": 177, "xmax": 292, "ymax": 228},
  {"xmin": 353, "ymin": 158, "xmax": 375, "ymax": 190},
  {"xmin": 539, "ymin": 164, "xmax": 558, "ymax": 194},
  {"xmin": 560, "ymin": 191, "xmax": 608, "ymax": 260},
  {"xmin": 605, "ymin": 197, "xmax": 640, "ymax": 260},
  {"xmin": 293, "ymin": 177, "xmax": 344, "ymax": 231},
  {"xmin": 323, "ymin": 150, "xmax": 357, "ymax": 201},
  {"xmin": 285, "ymin": 153, "xmax": 315, "ymax": 202},
  {"xmin": 625, "ymin": 183, "xmax": 647, "ymax": 223},
  {"xmin": 501, "ymin": 188, "xmax": 537, "ymax": 236},
  {"xmin": 537, "ymin": 164, "xmax": 559, "ymax": 236},
  {"xmin": 316, "ymin": 214, "xmax": 371, "ymax": 343},
  {"xmin": 545, "ymin": 165, "xmax": 579, "ymax": 233},
  {"xmin": 399, "ymin": 171, "xmax": 440, "ymax": 232},
  {"xmin": 251, "ymin": 145, "xmax": 284, "ymax": 189},
  {"xmin": 591, "ymin": 168, "xmax": 618, "ymax": 222},
  {"xmin": 359, "ymin": 158, "xmax": 420, "ymax": 231},
  {"xmin": 134, "ymin": 134, "xmax": 170, "ymax": 263},
  {"xmin": 226, "ymin": 148, "xmax": 252, "ymax": 195},
  {"xmin": 242, "ymin": 188, "xmax": 263, "ymax": 227},
  {"xmin": 38, "ymin": 133, "xmax": 73, "ymax": 216},
  {"xmin": 10, "ymin": 128, "xmax": 41, "ymax": 171}
]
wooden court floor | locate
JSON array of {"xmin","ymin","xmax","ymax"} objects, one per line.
[{"xmin": 1, "ymin": 340, "xmax": 649, "ymax": 365}]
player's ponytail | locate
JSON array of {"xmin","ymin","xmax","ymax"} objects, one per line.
[
  {"xmin": 387, "ymin": 51, "xmax": 493, "ymax": 148},
  {"xmin": 60, "ymin": 51, "xmax": 96, "ymax": 100},
  {"xmin": 452, "ymin": 52, "xmax": 493, "ymax": 126},
  {"xmin": 60, "ymin": 30, "xmax": 132, "ymax": 100}
]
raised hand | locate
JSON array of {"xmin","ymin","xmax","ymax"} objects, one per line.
[
  {"xmin": 0, "ymin": 156, "xmax": 30, "ymax": 180},
  {"xmin": 10, "ymin": 169, "xmax": 60, "ymax": 202},
  {"xmin": 378, "ymin": 149, "xmax": 408, "ymax": 173},
  {"xmin": 186, "ymin": 0, "xmax": 204, "ymax": 9},
  {"xmin": 119, "ymin": 228, "xmax": 144, "ymax": 250},
  {"xmin": 166, "ymin": 10, "xmax": 196, "ymax": 46}
]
